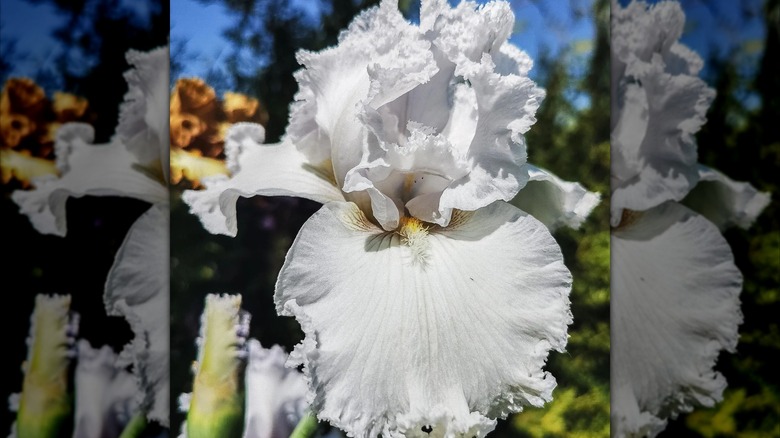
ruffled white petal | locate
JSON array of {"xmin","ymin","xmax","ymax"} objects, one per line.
[
  {"xmin": 610, "ymin": 60, "xmax": 714, "ymax": 224},
  {"xmin": 611, "ymin": 0, "xmax": 686, "ymax": 71},
  {"xmin": 118, "ymin": 46, "xmax": 170, "ymax": 181},
  {"xmin": 11, "ymin": 124, "xmax": 167, "ymax": 236},
  {"xmin": 437, "ymin": 55, "xmax": 542, "ymax": 222},
  {"xmin": 182, "ymin": 123, "xmax": 344, "ymax": 236},
  {"xmin": 285, "ymin": 0, "xmax": 546, "ymax": 230},
  {"xmin": 682, "ymin": 165, "xmax": 771, "ymax": 231},
  {"xmin": 424, "ymin": 0, "xmax": 514, "ymax": 74},
  {"xmin": 290, "ymin": 1, "xmax": 436, "ymax": 179},
  {"xmin": 104, "ymin": 204, "xmax": 170, "ymax": 426},
  {"xmin": 493, "ymin": 43, "xmax": 534, "ymax": 78},
  {"xmin": 275, "ymin": 201, "xmax": 572, "ymax": 437},
  {"xmin": 73, "ymin": 341, "xmax": 139, "ymax": 438},
  {"xmin": 611, "ymin": 202, "xmax": 742, "ymax": 436},
  {"xmin": 511, "ymin": 164, "xmax": 601, "ymax": 231},
  {"xmin": 244, "ymin": 340, "xmax": 308, "ymax": 438},
  {"xmin": 610, "ymin": 1, "xmax": 715, "ymax": 226}
]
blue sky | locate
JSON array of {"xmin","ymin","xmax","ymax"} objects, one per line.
[
  {"xmin": 1, "ymin": 0, "xmax": 158, "ymax": 88},
  {"xmin": 170, "ymin": 0, "xmax": 596, "ymax": 83},
  {"xmin": 0, "ymin": 0, "xmax": 63, "ymax": 79},
  {"xmin": 2, "ymin": 0, "xmax": 767, "ymax": 95},
  {"xmin": 620, "ymin": 0, "xmax": 766, "ymax": 76}
]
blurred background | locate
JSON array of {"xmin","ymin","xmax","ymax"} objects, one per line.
[
  {"xmin": 1, "ymin": 0, "xmax": 167, "ymax": 432},
  {"xmin": 169, "ymin": 0, "xmax": 611, "ymax": 436}
]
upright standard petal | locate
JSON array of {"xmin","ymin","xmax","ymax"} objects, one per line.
[
  {"xmin": 104, "ymin": 204, "xmax": 170, "ymax": 426},
  {"xmin": 289, "ymin": 0, "xmax": 437, "ymax": 178},
  {"xmin": 611, "ymin": 202, "xmax": 742, "ymax": 436},
  {"xmin": 11, "ymin": 124, "xmax": 167, "ymax": 236},
  {"xmin": 275, "ymin": 201, "xmax": 572, "ymax": 437},
  {"xmin": 511, "ymin": 164, "xmax": 601, "ymax": 231},
  {"xmin": 610, "ymin": 0, "xmax": 715, "ymax": 225},
  {"xmin": 182, "ymin": 123, "xmax": 344, "ymax": 236},
  {"xmin": 288, "ymin": 0, "xmax": 545, "ymax": 231}
]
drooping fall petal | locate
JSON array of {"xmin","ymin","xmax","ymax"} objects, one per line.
[
  {"xmin": 611, "ymin": 202, "xmax": 742, "ymax": 436},
  {"xmin": 275, "ymin": 201, "xmax": 572, "ymax": 437},
  {"xmin": 104, "ymin": 204, "xmax": 170, "ymax": 427}
]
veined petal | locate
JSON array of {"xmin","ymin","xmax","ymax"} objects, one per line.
[
  {"xmin": 511, "ymin": 164, "xmax": 601, "ymax": 231},
  {"xmin": 275, "ymin": 201, "xmax": 572, "ymax": 437},
  {"xmin": 682, "ymin": 165, "xmax": 771, "ymax": 231},
  {"xmin": 182, "ymin": 124, "xmax": 343, "ymax": 236},
  {"xmin": 244, "ymin": 340, "xmax": 308, "ymax": 438},
  {"xmin": 611, "ymin": 202, "xmax": 742, "ymax": 436},
  {"xmin": 11, "ymin": 124, "xmax": 167, "ymax": 236},
  {"xmin": 73, "ymin": 341, "xmax": 139, "ymax": 438},
  {"xmin": 104, "ymin": 204, "xmax": 169, "ymax": 426},
  {"xmin": 118, "ymin": 46, "xmax": 170, "ymax": 181}
]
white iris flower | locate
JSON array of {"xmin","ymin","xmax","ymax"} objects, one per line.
[
  {"xmin": 11, "ymin": 47, "xmax": 171, "ymax": 428},
  {"xmin": 184, "ymin": 1, "xmax": 598, "ymax": 437},
  {"xmin": 610, "ymin": 1, "xmax": 770, "ymax": 436}
]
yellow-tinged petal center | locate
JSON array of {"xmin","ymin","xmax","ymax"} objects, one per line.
[{"xmin": 397, "ymin": 216, "xmax": 430, "ymax": 266}]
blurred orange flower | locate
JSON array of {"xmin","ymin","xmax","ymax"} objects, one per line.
[
  {"xmin": 169, "ymin": 77, "xmax": 269, "ymax": 188},
  {"xmin": 0, "ymin": 78, "xmax": 91, "ymax": 187}
]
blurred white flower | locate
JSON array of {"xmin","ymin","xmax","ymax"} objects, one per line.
[
  {"xmin": 73, "ymin": 340, "xmax": 138, "ymax": 438},
  {"xmin": 610, "ymin": 1, "xmax": 770, "ymax": 436},
  {"xmin": 11, "ymin": 46, "xmax": 171, "ymax": 428},
  {"xmin": 243, "ymin": 339, "xmax": 308, "ymax": 438},
  {"xmin": 184, "ymin": 1, "xmax": 598, "ymax": 436}
]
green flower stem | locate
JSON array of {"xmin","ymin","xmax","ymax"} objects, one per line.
[
  {"xmin": 290, "ymin": 412, "xmax": 319, "ymax": 438},
  {"xmin": 118, "ymin": 413, "xmax": 148, "ymax": 438},
  {"xmin": 186, "ymin": 294, "xmax": 247, "ymax": 438},
  {"xmin": 16, "ymin": 295, "xmax": 75, "ymax": 438}
]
